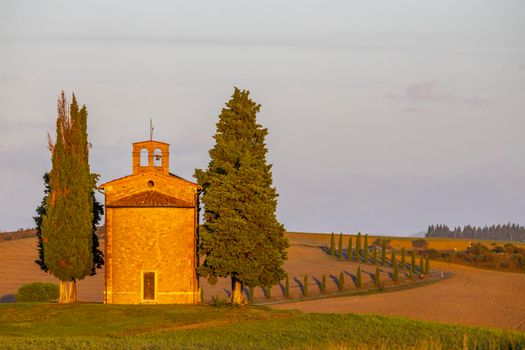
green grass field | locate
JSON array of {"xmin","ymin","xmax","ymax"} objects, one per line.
[{"xmin": 1, "ymin": 303, "xmax": 523, "ymax": 349}]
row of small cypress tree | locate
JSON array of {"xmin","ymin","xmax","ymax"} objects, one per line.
[
  {"xmin": 268, "ymin": 261, "xmax": 432, "ymax": 301},
  {"xmin": 328, "ymin": 233, "xmax": 430, "ymax": 274},
  {"xmin": 243, "ymin": 234, "xmax": 433, "ymax": 302},
  {"xmin": 280, "ymin": 268, "xmax": 372, "ymax": 298}
]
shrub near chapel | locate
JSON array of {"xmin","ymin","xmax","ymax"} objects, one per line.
[{"xmin": 16, "ymin": 282, "xmax": 59, "ymax": 302}]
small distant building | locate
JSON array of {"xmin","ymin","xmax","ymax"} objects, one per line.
[{"xmin": 99, "ymin": 139, "xmax": 201, "ymax": 304}]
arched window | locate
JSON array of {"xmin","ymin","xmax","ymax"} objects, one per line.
[
  {"xmin": 153, "ymin": 148, "xmax": 162, "ymax": 167},
  {"xmin": 140, "ymin": 149, "xmax": 149, "ymax": 166}
]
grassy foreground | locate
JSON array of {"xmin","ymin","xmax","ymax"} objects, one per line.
[{"xmin": 0, "ymin": 303, "xmax": 523, "ymax": 350}]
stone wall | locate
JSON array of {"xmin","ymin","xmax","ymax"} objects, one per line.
[{"xmin": 105, "ymin": 207, "xmax": 199, "ymax": 304}]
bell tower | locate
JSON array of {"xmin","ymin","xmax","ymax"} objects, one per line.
[{"xmin": 132, "ymin": 140, "xmax": 170, "ymax": 175}]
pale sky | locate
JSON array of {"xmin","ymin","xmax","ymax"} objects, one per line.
[{"xmin": 1, "ymin": 1, "xmax": 524, "ymax": 235}]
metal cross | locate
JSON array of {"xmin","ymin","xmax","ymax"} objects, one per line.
[{"xmin": 150, "ymin": 118, "xmax": 154, "ymax": 141}]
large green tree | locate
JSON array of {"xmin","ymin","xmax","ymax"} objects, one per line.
[
  {"xmin": 34, "ymin": 173, "xmax": 104, "ymax": 275},
  {"xmin": 41, "ymin": 92, "xmax": 98, "ymax": 303},
  {"xmin": 195, "ymin": 88, "xmax": 289, "ymax": 304}
]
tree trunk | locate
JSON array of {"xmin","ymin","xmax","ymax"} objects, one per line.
[
  {"xmin": 231, "ymin": 277, "xmax": 244, "ymax": 305},
  {"xmin": 71, "ymin": 280, "xmax": 77, "ymax": 302},
  {"xmin": 59, "ymin": 280, "xmax": 77, "ymax": 303}
]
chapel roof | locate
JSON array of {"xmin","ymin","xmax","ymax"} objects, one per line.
[{"xmin": 107, "ymin": 190, "xmax": 194, "ymax": 208}]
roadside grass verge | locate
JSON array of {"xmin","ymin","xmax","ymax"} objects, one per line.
[{"xmin": 1, "ymin": 303, "xmax": 523, "ymax": 349}]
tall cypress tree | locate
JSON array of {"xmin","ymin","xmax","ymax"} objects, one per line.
[
  {"xmin": 347, "ymin": 235, "xmax": 353, "ymax": 261},
  {"xmin": 355, "ymin": 232, "xmax": 362, "ymax": 261},
  {"xmin": 337, "ymin": 233, "xmax": 343, "ymax": 259},
  {"xmin": 363, "ymin": 234, "xmax": 369, "ymax": 263},
  {"xmin": 195, "ymin": 88, "xmax": 288, "ymax": 304},
  {"xmin": 381, "ymin": 239, "xmax": 387, "ymax": 265},
  {"xmin": 329, "ymin": 232, "xmax": 335, "ymax": 255},
  {"xmin": 41, "ymin": 92, "xmax": 98, "ymax": 303},
  {"xmin": 400, "ymin": 247, "xmax": 406, "ymax": 270}
]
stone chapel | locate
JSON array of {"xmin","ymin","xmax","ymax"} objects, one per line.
[{"xmin": 99, "ymin": 139, "xmax": 201, "ymax": 304}]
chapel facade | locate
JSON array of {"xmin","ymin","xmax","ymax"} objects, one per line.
[{"xmin": 99, "ymin": 139, "xmax": 201, "ymax": 304}]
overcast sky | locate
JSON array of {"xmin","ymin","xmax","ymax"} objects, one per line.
[{"xmin": 1, "ymin": 1, "xmax": 524, "ymax": 235}]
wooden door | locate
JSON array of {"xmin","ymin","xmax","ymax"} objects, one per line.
[{"xmin": 143, "ymin": 272, "xmax": 155, "ymax": 300}]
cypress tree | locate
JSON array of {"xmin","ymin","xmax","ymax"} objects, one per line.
[
  {"xmin": 363, "ymin": 234, "xmax": 369, "ymax": 263},
  {"xmin": 284, "ymin": 275, "xmax": 290, "ymax": 298},
  {"xmin": 337, "ymin": 233, "xmax": 343, "ymax": 259},
  {"xmin": 393, "ymin": 255, "xmax": 399, "ymax": 282},
  {"xmin": 195, "ymin": 88, "xmax": 289, "ymax": 304},
  {"xmin": 303, "ymin": 274, "xmax": 309, "ymax": 296},
  {"xmin": 411, "ymin": 251, "xmax": 416, "ymax": 273},
  {"xmin": 41, "ymin": 92, "xmax": 98, "ymax": 303},
  {"xmin": 356, "ymin": 266, "xmax": 362, "ymax": 288},
  {"xmin": 375, "ymin": 266, "xmax": 381, "ymax": 287},
  {"xmin": 35, "ymin": 173, "xmax": 103, "ymax": 276},
  {"xmin": 381, "ymin": 239, "xmax": 387, "ymax": 265},
  {"xmin": 347, "ymin": 235, "xmax": 353, "ymax": 261},
  {"xmin": 390, "ymin": 250, "xmax": 396, "ymax": 268},
  {"xmin": 356, "ymin": 232, "xmax": 362, "ymax": 261},
  {"xmin": 373, "ymin": 245, "xmax": 378, "ymax": 265},
  {"xmin": 321, "ymin": 274, "xmax": 327, "ymax": 294},
  {"xmin": 401, "ymin": 247, "xmax": 406, "ymax": 270},
  {"xmin": 329, "ymin": 232, "xmax": 335, "ymax": 255},
  {"xmin": 338, "ymin": 271, "xmax": 344, "ymax": 291},
  {"xmin": 425, "ymin": 256, "xmax": 430, "ymax": 274}
]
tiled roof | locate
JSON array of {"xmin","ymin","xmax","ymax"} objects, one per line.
[{"xmin": 108, "ymin": 191, "xmax": 194, "ymax": 208}]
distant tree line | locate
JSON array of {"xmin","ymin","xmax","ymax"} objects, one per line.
[{"xmin": 426, "ymin": 223, "xmax": 525, "ymax": 242}]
